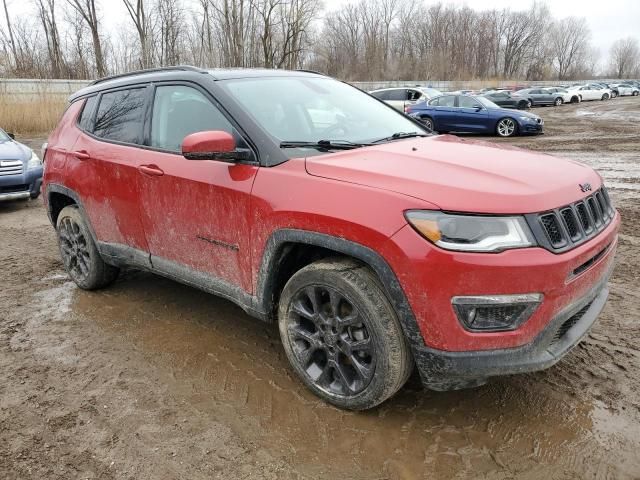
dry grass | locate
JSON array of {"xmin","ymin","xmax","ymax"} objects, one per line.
[{"xmin": 0, "ymin": 94, "xmax": 67, "ymax": 135}]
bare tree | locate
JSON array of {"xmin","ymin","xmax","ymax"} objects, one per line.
[
  {"xmin": 66, "ymin": 0, "xmax": 106, "ymax": 76},
  {"xmin": 122, "ymin": 0, "xmax": 152, "ymax": 68},
  {"xmin": 549, "ymin": 17, "xmax": 590, "ymax": 80},
  {"xmin": 609, "ymin": 37, "xmax": 640, "ymax": 78},
  {"xmin": 35, "ymin": 0, "xmax": 65, "ymax": 77},
  {"xmin": 2, "ymin": 0, "xmax": 20, "ymax": 71}
]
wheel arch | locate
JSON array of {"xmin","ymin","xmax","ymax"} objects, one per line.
[
  {"xmin": 254, "ymin": 229, "xmax": 425, "ymax": 350},
  {"xmin": 46, "ymin": 184, "xmax": 100, "ymax": 246}
]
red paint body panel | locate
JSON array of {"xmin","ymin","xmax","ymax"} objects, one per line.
[
  {"xmin": 43, "ymin": 97, "xmax": 619, "ymax": 358},
  {"xmin": 306, "ymin": 135, "xmax": 602, "ymax": 214}
]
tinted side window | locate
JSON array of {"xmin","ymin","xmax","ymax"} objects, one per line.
[
  {"xmin": 438, "ymin": 95, "xmax": 456, "ymax": 107},
  {"xmin": 387, "ymin": 89, "xmax": 406, "ymax": 101},
  {"xmin": 458, "ymin": 96, "xmax": 481, "ymax": 109},
  {"xmin": 78, "ymin": 95, "xmax": 97, "ymax": 131},
  {"xmin": 371, "ymin": 91, "xmax": 389, "ymax": 100},
  {"xmin": 94, "ymin": 88, "xmax": 147, "ymax": 144},
  {"xmin": 151, "ymin": 85, "xmax": 235, "ymax": 153}
]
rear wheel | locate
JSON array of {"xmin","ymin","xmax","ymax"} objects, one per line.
[
  {"xmin": 56, "ymin": 205, "xmax": 119, "ymax": 290},
  {"xmin": 419, "ymin": 116, "xmax": 434, "ymax": 131},
  {"xmin": 611, "ymin": 91, "xmax": 618, "ymax": 98},
  {"xmin": 517, "ymin": 101, "xmax": 529, "ymax": 110},
  {"xmin": 633, "ymin": 91, "xmax": 639, "ymax": 96},
  {"xmin": 571, "ymin": 95, "xmax": 580, "ymax": 104},
  {"xmin": 554, "ymin": 97, "xmax": 563, "ymax": 106},
  {"xmin": 496, "ymin": 117, "xmax": 518, "ymax": 137},
  {"xmin": 526, "ymin": 99, "xmax": 533, "ymax": 108},
  {"xmin": 278, "ymin": 259, "xmax": 413, "ymax": 410},
  {"xmin": 601, "ymin": 93, "xmax": 610, "ymax": 100}
]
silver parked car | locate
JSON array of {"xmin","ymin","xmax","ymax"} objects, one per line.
[{"xmin": 369, "ymin": 87, "xmax": 442, "ymax": 112}]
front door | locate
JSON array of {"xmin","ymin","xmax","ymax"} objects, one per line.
[{"xmin": 136, "ymin": 83, "xmax": 258, "ymax": 293}]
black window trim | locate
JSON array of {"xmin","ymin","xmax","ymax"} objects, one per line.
[
  {"xmin": 75, "ymin": 94, "xmax": 99, "ymax": 132},
  {"xmin": 145, "ymin": 79, "xmax": 259, "ymax": 165}
]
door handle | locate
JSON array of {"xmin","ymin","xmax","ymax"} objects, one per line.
[
  {"xmin": 71, "ymin": 150, "xmax": 90, "ymax": 161},
  {"xmin": 138, "ymin": 164, "xmax": 164, "ymax": 176}
]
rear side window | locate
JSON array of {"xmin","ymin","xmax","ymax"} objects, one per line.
[
  {"xmin": 371, "ymin": 90, "xmax": 389, "ymax": 100},
  {"xmin": 458, "ymin": 96, "xmax": 481, "ymax": 109},
  {"xmin": 78, "ymin": 95, "xmax": 97, "ymax": 131},
  {"xmin": 386, "ymin": 89, "xmax": 406, "ymax": 101},
  {"xmin": 93, "ymin": 88, "xmax": 147, "ymax": 144}
]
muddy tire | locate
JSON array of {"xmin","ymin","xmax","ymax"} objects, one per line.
[
  {"xmin": 278, "ymin": 259, "xmax": 413, "ymax": 410},
  {"xmin": 56, "ymin": 205, "xmax": 119, "ymax": 290},
  {"xmin": 570, "ymin": 95, "xmax": 580, "ymax": 104}
]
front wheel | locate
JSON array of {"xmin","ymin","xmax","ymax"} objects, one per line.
[
  {"xmin": 602, "ymin": 93, "xmax": 610, "ymax": 100},
  {"xmin": 496, "ymin": 117, "xmax": 518, "ymax": 137},
  {"xmin": 633, "ymin": 91, "xmax": 639, "ymax": 96},
  {"xmin": 611, "ymin": 91, "xmax": 618, "ymax": 98},
  {"xmin": 554, "ymin": 97, "xmax": 563, "ymax": 106},
  {"xmin": 56, "ymin": 205, "xmax": 120, "ymax": 290},
  {"xmin": 278, "ymin": 259, "xmax": 414, "ymax": 410},
  {"xmin": 526, "ymin": 99, "xmax": 533, "ymax": 108}
]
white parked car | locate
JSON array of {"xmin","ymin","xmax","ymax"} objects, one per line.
[
  {"xmin": 612, "ymin": 83, "xmax": 640, "ymax": 96},
  {"xmin": 546, "ymin": 87, "xmax": 581, "ymax": 104},
  {"xmin": 567, "ymin": 84, "xmax": 612, "ymax": 101},
  {"xmin": 369, "ymin": 87, "xmax": 443, "ymax": 111}
]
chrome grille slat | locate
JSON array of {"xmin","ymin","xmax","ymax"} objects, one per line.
[
  {"xmin": 0, "ymin": 160, "xmax": 24, "ymax": 176},
  {"xmin": 533, "ymin": 187, "xmax": 614, "ymax": 253}
]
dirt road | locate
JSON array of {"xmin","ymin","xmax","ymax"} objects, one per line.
[{"xmin": 1, "ymin": 97, "xmax": 639, "ymax": 479}]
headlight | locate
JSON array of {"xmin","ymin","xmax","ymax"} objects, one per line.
[
  {"xmin": 405, "ymin": 210, "xmax": 536, "ymax": 252},
  {"xmin": 27, "ymin": 151, "xmax": 42, "ymax": 169},
  {"xmin": 519, "ymin": 116, "xmax": 535, "ymax": 122}
]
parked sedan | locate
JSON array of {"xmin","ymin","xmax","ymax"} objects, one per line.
[
  {"xmin": 369, "ymin": 87, "xmax": 442, "ymax": 111},
  {"xmin": 546, "ymin": 87, "xmax": 581, "ymax": 104},
  {"xmin": 515, "ymin": 88, "xmax": 566, "ymax": 107},
  {"xmin": 482, "ymin": 90, "xmax": 529, "ymax": 109},
  {"xmin": 611, "ymin": 83, "xmax": 639, "ymax": 96},
  {"xmin": 567, "ymin": 84, "xmax": 612, "ymax": 101},
  {"xmin": 406, "ymin": 94, "xmax": 543, "ymax": 137},
  {"xmin": 0, "ymin": 128, "xmax": 43, "ymax": 201}
]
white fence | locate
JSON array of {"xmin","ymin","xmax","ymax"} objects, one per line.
[{"xmin": 0, "ymin": 79, "xmax": 89, "ymax": 101}]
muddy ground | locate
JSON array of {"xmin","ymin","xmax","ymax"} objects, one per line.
[{"xmin": 1, "ymin": 97, "xmax": 639, "ymax": 479}]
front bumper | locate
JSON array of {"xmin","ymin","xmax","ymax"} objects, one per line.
[
  {"xmin": 412, "ymin": 265, "xmax": 612, "ymax": 390},
  {"xmin": 0, "ymin": 166, "xmax": 43, "ymax": 201},
  {"xmin": 520, "ymin": 119, "xmax": 544, "ymax": 134}
]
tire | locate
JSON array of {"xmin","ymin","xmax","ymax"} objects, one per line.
[
  {"xmin": 517, "ymin": 101, "xmax": 528, "ymax": 110},
  {"xmin": 601, "ymin": 93, "xmax": 610, "ymax": 100},
  {"xmin": 633, "ymin": 91, "xmax": 639, "ymax": 96},
  {"xmin": 554, "ymin": 97, "xmax": 563, "ymax": 106},
  {"xmin": 496, "ymin": 117, "xmax": 518, "ymax": 137},
  {"xmin": 571, "ymin": 95, "xmax": 580, "ymax": 104},
  {"xmin": 56, "ymin": 205, "xmax": 119, "ymax": 290},
  {"xmin": 611, "ymin": 91, "xmax": 618, "ymax": 98},
  {"xmin": 419, "ymin": 116, "xmax": 434, "ymax": 131},
  {"xmin": 526, "ymin": 99, "xmax": 533, "ymax": 108},
  {"xmin": 278, "ymin": 258, "xmax": 414, "ymax": 410}
]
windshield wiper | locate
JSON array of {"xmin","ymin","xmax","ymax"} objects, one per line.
[
  {"xmin": 279, "ymin": 139, "xmax": 372, "ymax": 151},
  {"xmin": 371, "ymin": 132, "xmax": 429, "ymax": 144}
]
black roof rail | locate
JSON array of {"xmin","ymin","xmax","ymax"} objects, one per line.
[{"xmin": 89, "ymin": 65, "xmax": 207, "ymax": 86}]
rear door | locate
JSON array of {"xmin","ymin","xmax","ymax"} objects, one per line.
[
  {"xmin": 69, "ymin": 86, "xmax": 151, "ymax": 263},
  {"xmin": 136, "ymin": 82, "xmax": 258, "ymax": 292},
  {"xmin": 428, "ymin": 95, "xmax": 457, "ymax": 130}
]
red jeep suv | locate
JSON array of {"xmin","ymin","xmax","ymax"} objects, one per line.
[{"xmin": 43, "ymin": 67, "xmax": 619, "ymax": 410}]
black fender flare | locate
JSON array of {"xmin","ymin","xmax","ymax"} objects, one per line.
[{"xmin": 254, "ymin": 229, "xmax": 426, "ymax": 350}]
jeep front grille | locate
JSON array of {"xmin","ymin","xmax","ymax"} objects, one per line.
[
  {"xmin": 528, "ymin": 187, "xmax": 615, "ymax": 253},
  {"xmin": 0, "ymin": 160, "xmax": 23, "ymax": 177}
]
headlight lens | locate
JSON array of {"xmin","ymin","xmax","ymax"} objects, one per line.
[
  {"xmin": 27, "ymin": 151, "xmax": 42, "ymax": 169},
  {"xmin": 519, "ymin": 116, "xmax": 534, "ymax": 122},
  {"xmin": 405, "ymin": 210, "xmax": 536, "ymax": 252}
]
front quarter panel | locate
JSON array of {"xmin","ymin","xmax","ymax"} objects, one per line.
[{"xmin": 249, "ymin": 158, "xmax": 437, "ymax": 294}]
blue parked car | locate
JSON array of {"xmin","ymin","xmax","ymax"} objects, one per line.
[
  {"xmin": 0, "ymin": 128, "xmax": 43, "ymax": 202},
  {"xmin": 406, "ymin": 94, "xmax": 543, "ymax": 137}
]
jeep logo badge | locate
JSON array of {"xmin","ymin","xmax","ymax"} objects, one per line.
[{"xmin": 579, "ymin": 183, "xmax": 592, "ymax": 192}]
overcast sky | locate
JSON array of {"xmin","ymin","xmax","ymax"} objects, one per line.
[{"xmin": 4, "ymin": 0, "xmax": 639, "ymax": 58}]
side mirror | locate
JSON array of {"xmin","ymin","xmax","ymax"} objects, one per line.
[
  {"xmin": 474, "ymin": 106, "xmax": 484, "ymax": 111},
  {"xmin": 8, "ymin": 132, "xmax": 15, "ymax": 140},
  {"xmin": 181, "ymin": 130, "xmax": 250, "ymax": 162}
]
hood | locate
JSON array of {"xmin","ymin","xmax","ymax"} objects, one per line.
[
  {"xmin": 0, "ymin": 140, "xmax": 30, "ymax": 163},
  {"xmin": 304, "ymin": 135, "xmax": 601, "ymax": 214}
]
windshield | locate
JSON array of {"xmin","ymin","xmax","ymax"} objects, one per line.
[
  {"xmin": 476, "ymin": 96, "xmax": 500, "ymax": 109},
  {"xmin": 0, "ymin": 129, "xmax": 11, "ymax": 142},
  {"xmin": 220, "ymin": 77, "xmax": 427, "ymax": 149}
]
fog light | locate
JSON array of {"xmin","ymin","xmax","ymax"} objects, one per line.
[{"xmin": 452, "ymin": 294, "xmax": 543, "ymax": 332}]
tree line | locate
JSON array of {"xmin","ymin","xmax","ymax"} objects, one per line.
[{"xmin": 1, "ymin": 0, "xmax": 639, "ymax": 81}]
